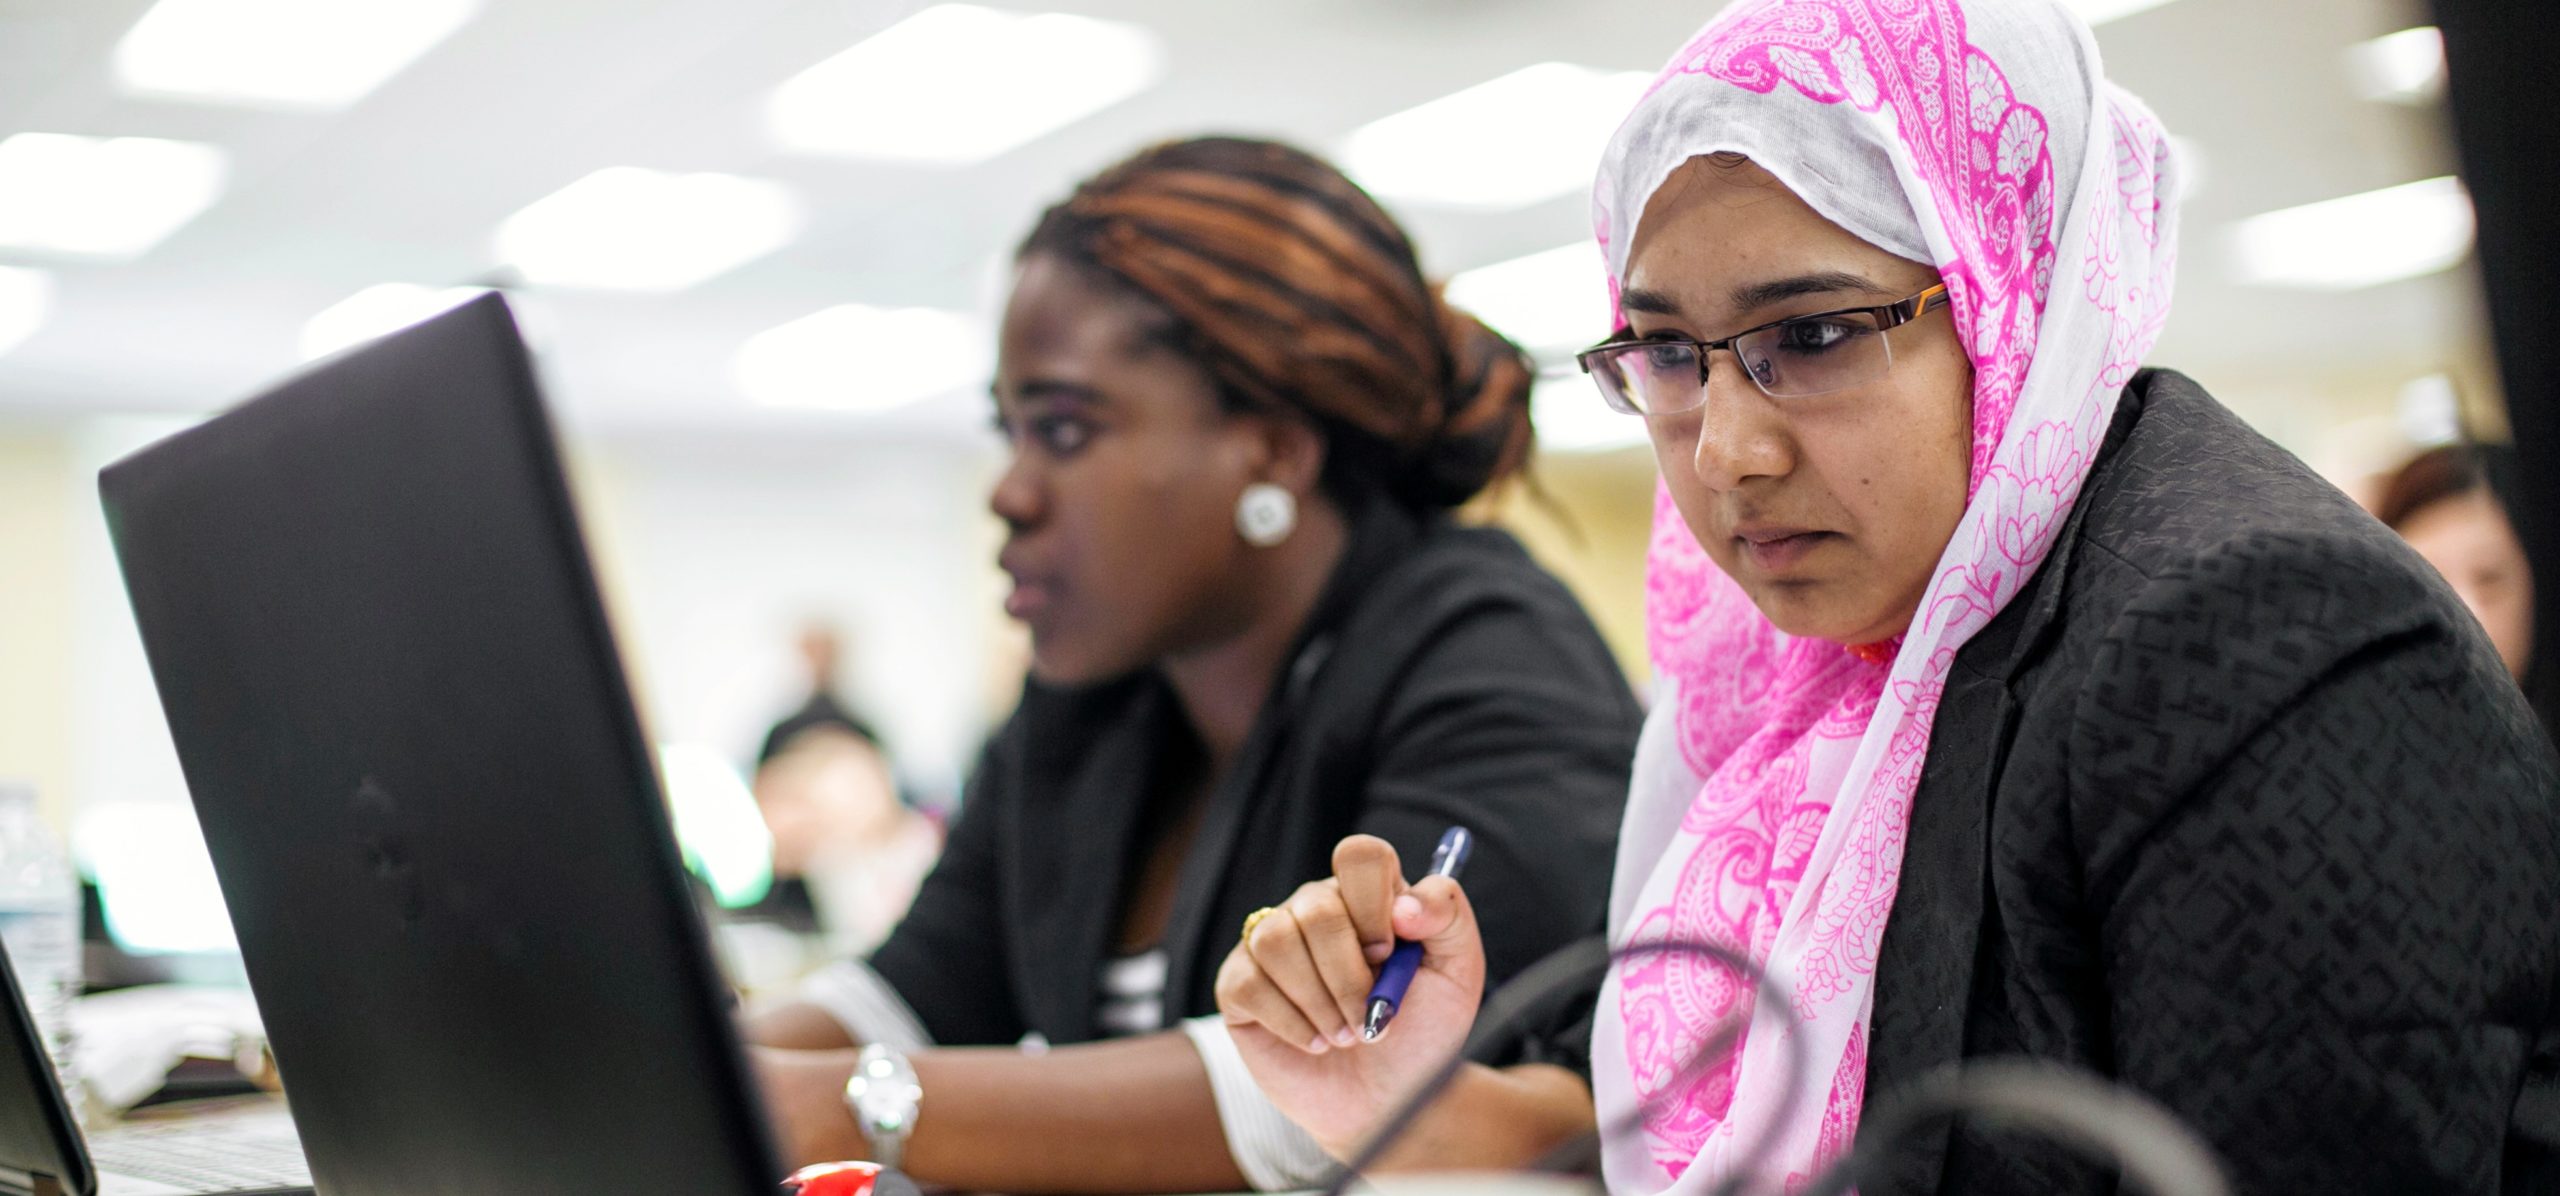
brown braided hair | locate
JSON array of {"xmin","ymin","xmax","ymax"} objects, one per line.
[{"xmin": 1017, "ymin": 136, "xmax": 1536, "ymax": 510}]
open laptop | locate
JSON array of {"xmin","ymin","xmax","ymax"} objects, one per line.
[
  {"xmin": 98, "ymin": 295, "xmax": 787, "ymax": 1195},
  {"xmin": 0, "ymin": 941, "xmax": 309, "ymax": 1196}
]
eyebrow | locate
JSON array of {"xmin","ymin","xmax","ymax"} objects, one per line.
[
  {"xmin": 1618, "ymin": 286, "xmax": 1684, "ymax": 317},
  {"xmin": 1727, "ymin": 270, "xmax": 1887, "ymax": 313},
  {"xmin": 994, "ymin": 378, "xmax": 1107, "ymax": 410},
  {"xmin": 1616, "ymin": 269, "xmax": 1891, "ymax": 327}
]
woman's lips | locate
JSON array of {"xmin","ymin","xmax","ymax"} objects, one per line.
[
  {"xmin": 1735, "ymin": 527, "xmax": 1832, "ymax": 574},
  {"xmin": 1003, "ymin": 575, "xmax": 1056, "ymax": 621}
]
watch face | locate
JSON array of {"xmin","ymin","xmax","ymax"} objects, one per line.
[{"xmin": 848, "ymin": 1048, "xmax": 921, "ymax": 1133}]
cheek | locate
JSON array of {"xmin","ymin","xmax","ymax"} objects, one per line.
[
  {"xmin": 1810, "ymin": 379, "xmax": 1972, "ymax": 600},
  {"xmin": 1051, "ymin": 433, "xmax": 1248, "ymax": 638}
]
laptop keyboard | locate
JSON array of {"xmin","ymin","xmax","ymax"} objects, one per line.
[{"xmin": 89, "ymin": 1116, "xmax": 311, "ymax": 1193}]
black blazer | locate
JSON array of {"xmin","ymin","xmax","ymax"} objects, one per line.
[
  {"xmin": 1865, "ymin": 370, "xmax": 2560, "ymax": 1193},
  {"xmin": 868, "ymin": 500, "xmax": 1641, "ymax": 1052}
]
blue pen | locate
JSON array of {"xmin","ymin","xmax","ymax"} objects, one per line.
[{"xmin": 1362, "ymin": 826, "xmax": 1473, "ymax": 1042}]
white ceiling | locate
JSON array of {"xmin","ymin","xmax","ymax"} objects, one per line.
[{"xmin": 0, "ymin": 0, "xmax": 2469, "ymax": 445}]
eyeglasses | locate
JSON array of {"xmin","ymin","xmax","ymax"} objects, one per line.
[{"xmin": 1575, "ymin": 283, "xmax": 1950, "ymax": 415}]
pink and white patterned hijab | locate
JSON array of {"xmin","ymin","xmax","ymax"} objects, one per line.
[{"xmin": 1586, "ymin": 1, "xmax": 2180, "ymax": 1191}]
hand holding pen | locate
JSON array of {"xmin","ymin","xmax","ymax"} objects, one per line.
[{"xmin": 1214, "ymin": 829, "xmax": 1486, "ymax": 1160}]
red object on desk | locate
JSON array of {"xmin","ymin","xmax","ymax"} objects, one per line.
[{"xmin": 782, "ymin": 1161, "xmax": 889, "ymax": 1195}]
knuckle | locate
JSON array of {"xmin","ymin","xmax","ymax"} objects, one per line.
[
  {"xmin": 1289, "ymin": 890, "xmax": 1350, "ymax": 932},
  {"xmin": 1333, "ymin": 834, "xmax": 1388, "ymax": 871},
  {"xmin": 1246, "ymin": 910, "xmax": 1296, "ymax": 958},
  {"xmin": 1213, "ymin": 954, "xmax": 1251, "ymax": 1000}
]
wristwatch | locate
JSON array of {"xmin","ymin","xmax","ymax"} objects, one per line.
[{"xmin": 841, "ymin": 1044, "xmax": 922, "ymax": 1171}]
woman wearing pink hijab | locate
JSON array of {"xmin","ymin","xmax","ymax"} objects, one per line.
[{"xmin": 1212, "ymin": 0, "xmax": 2560, "ymax": 1191}]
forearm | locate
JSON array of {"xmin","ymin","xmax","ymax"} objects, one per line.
[
  {"xmin": 772, "ymin": 1031, "xmax": 1247, "ymax": 1194},
  {"xmin": 747, "ymin": 1000, "xmax": 860, "ymax": 1050},
  {"xmin": 1360, "ymin": 1062, "xmax": 1595, "ymax": 1174}
]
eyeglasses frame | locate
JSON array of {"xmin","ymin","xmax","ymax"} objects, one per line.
[{"xmin": 1574, "ymin": 282, "xmax": 1953, "ymax": 412}]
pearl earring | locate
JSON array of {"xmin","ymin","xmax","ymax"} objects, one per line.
[{"xmin": 1235, "ymin": 483, "xmax": 1297, "ymax": 548}]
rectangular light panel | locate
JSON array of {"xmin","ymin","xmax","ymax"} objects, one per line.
[
  {"xmin": 736, "ymin": 304, "xmax": 990, "ymax": 412},
  {"xmin": 769, "ymin": 5, "xmax": 1164, "ymax": 164},
  {"xmin": 1344, "ymin": 63, "xmax": 1652, "ymax": 212},
  {"xmin": 115, "ymin": 0, "xmax": 480, "ymax": 109},
  {"xmin": 1446, "ymin": 242, "xmax": 1613, "ymax": 351},
  {"xmin": 2229, "ymin": 176, "xmax": 2473, "ymax": 291},
  {"xmin": 0, "ymin": 134, "xmax": 228, "ymax": 259},
  {"xmin": 496, "ymin": 168, "xmax": 803, "ymax": 293},
  {"xmin": 2347, "ymin": 27, "xmax": 2446, "ymax": 105}
]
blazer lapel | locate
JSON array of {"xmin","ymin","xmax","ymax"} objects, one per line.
[
  {"xmin": 1862, "ymin": 398, "xmax": 2122, "ymax": 1191},
  {"xmin": 1158, "ymin": 499, "xmax": 1422, "ymax": 1006},
  {"xmin": 1864, "ymin": 656, "xmax": 2015, "ymax": 1193},
  {"xmin": 1007, "ymin": 682, "xmax": 1168, "ymax": 1043}
]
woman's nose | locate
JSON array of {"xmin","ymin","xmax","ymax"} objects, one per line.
[
  {"xmin": 987, "ymin": 452, "xmax": 1043, "ymax": 528},
  {"xmin": 1688, "ymin": 357, "xmax": 1793, "ymax": 493}
]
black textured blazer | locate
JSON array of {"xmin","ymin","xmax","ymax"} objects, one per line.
[
  {"xmin": 867, "ymin": 499, "xmax": 1640, "ymax": 1053},
  {"xmin": 1865, "ymin": 370, "xmax": 2560, "ymax": 1193}
]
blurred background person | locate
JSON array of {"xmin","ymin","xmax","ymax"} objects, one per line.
[
  {"xmin": 2377, "ymin": 444, "xmax": 2537, "ymax": 675},
  {"xmin": 746, "ymin": 718, "xmax": 940, "ymax": 958},
  {"xmin": 755, "ymin": 621, "xmax": 889, "ymax": 769},
  {"xmin": 744, "ymin": 136, "xmax": 1640, "ymax": 1192},
  {"xmin": 731, "ymin": 618, "xmax": 940, "ymax": 958}
]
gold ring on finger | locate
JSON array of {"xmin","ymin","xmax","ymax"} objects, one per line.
[{"xmin": 1240, "ymin": 906, "xmax": 1279, "ymax": 947}]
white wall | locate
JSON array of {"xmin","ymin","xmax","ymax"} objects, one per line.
[
  {"xmin": 579, "ymin": 432, "xmax": 1005, "ymax": 807},
  {"xmin": 67, "ymin": 417, "xmax": 201, "ymax": 819},
  {"xmin": 4, "ymin": 413, "xmax": 1006, "ymax": 828}
]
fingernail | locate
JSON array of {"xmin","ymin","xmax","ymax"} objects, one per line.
[
  {"xmin": 1393, "ymin": 894, "xmax": 1423, "ymax": 921},
  {"xmin": 1331, "ymin": 1027, "xmax": 1357, "ymax": 1049},
  {"xmin": 1306, "ymin": 1036, "xmax": 1332, "ymax": 1055}
]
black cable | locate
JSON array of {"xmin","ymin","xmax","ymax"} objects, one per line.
[
  {"xmin": 1314, "ymin": 933, "xmax": 2230, "ymax": 1196},
  {"xmin": 1319, "ymin": 934, "xmax": 1804, "ymax": 1196},
  {"xmin": 1796, "ymin": 1058, "xmax": 2229, "ymax": 1196}
]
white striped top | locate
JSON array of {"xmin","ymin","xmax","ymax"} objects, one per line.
[{"xmin": 1094, "ymin": 949, "xmax": 1169, "ymax": 1037}]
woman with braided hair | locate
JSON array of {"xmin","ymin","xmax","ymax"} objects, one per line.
[{"xmin": 747, "ymin": 136, "xmax": 1641, "ymax": 1192}]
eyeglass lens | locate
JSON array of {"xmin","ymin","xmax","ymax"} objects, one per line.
[{"xmin": 1595, "ymin": 311, "xmax": 1894, "ymax": 414}]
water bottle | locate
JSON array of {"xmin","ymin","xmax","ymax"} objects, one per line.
[{"xmin": 0, "ymin": 780, "xmax": 84, "ymax": 1119}]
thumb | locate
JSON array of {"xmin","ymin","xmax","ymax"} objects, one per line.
[{"xmin": 1391, "ymin": 876, "xmax": 1482, "ymax": 980}]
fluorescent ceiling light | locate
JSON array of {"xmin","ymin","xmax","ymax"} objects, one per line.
[
  {"xmin": 2347, "ymin": 26, "xmax": 2446, "ymax": 105},
  {"xmin": 1447, "ymin": 242, "xmax": 1612, "ymax": 351},
  {"xmin": 0, "ymin": 133, "xmax": 227, "ymax": 259},
  {"xmin": 769, "ymin": 5, "xmax": 1163, "ymax": 164},
  {"xmin": 2061, "ymin": 0, "xmax": 2181, "ymax": 25},
  {"xmin": 2228, "ymin": 176, "xmax": 2472, "ymax": 291},
  {"xmin": 1344, "ymin": 63, "xmax": 1651, "ymax": 212},
  {"xmin": 0, "ymin": 267, "xmax": 53, "ymax": 359},
  {"xmin": 2395, "ymin": 373, "xmax": 2462, "ymax": 447},
  {"xmin": 115, "ymin": 0, "xmax": 479, "ymax": 109},
  {"xmin": 301, "ymin": 283, "xmax": 492, "ymax": 360},
  {"xmin": 1532, "ymin": 377, "xmax": 1648, "ymax": 453},
  {"xmin": 496, "ymin": 168, "xmax": 803, "ymax": 292},
  {"xmin": 736, "ymin": 304, "xmax": 990, "ymax": 412}
]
